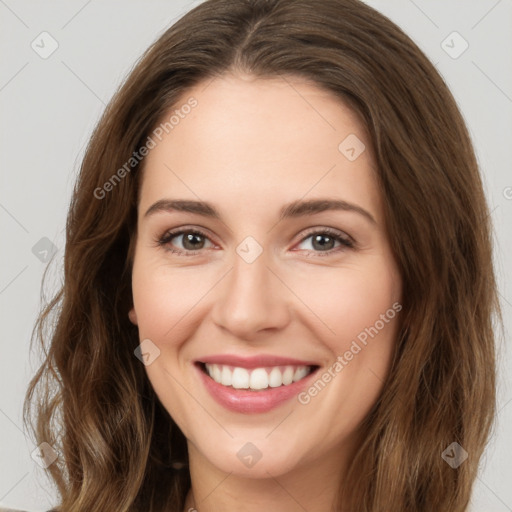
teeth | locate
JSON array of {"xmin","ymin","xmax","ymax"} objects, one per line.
[
  {"xmin": 282, "ymin": 366, "xmax": 294, "ymax": 385},
  {"xmin": 250, "ymin": 368, "xmax": 268, "ymax": 390},
  {"xmin": 212, "ymin": 364, "xmax": 222, "ymax": 383},
  {"xmin": 204, "ymin": 364, "xmax": 313, "ymax": 391},
  {"xmin": 293, "ymin": 366, "xmax": 309, "ymax": 382},
  {"xmin": 221, "ymin": 366, "xmax": 231, "ymax": 386},
  {"xmin": 268, "ymin": 367, "xmax": 282, "ymax": 387},
  {"xmin": 232, "ymin": 367, "xmax": 249, "ymax": 389}
]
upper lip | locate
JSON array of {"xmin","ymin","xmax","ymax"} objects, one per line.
[{"xmin": 196, "ymin": 354, "xmax": 319, "ymax": 369}]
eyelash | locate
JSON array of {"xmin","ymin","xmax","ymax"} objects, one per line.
[{"xmin": 156, "ymin": 226, "xmax": 355, "ymax": 257}]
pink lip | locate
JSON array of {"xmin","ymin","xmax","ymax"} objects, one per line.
[
  {"xmin": 194, "ymin": 361, "xmax": 320, "ymax": 414},
  {"xmin": 197, "ymin": 354, "xmax": 319, "ymax": 369}
]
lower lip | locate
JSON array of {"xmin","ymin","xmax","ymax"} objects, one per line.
[{"xmin": 195, "ymin": 363, "xmax": 319, "ymax": 414}]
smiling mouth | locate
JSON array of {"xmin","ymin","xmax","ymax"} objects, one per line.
[{"xmin": 196, "ymin": 362, "xmax": 319, "ymax": 391}]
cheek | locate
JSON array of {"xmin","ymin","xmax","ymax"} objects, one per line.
[
  {"xmin": 131, "ymin": 261, "xmax": 212, "ymax": 341},
  {"xmin": 288, "ymin": 263, "xmax": 401, "ymax": 446},
  {"xmin": 130, "ymin": 261, "xmax": 204, "ymax": 435},
  {"xmin": 289, "ymin": 259, "xmax": 400, "ymax": 354}
]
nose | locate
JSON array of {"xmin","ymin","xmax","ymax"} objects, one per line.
[{"xmin": 211, "ymin": 249, "xmax": 291, "ymax": 341}]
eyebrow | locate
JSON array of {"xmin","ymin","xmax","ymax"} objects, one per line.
[{"xmin": 144, "ymin": 198, "xmax": 376, "ymax": 225}]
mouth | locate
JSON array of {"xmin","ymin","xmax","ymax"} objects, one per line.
[
  {"xmin": 196, "ymin": 362, "xmax": 319, "ymax": 391},
  {"xmin": 194, "ymin": 355, "xmax": 321, "ymax": 414}
]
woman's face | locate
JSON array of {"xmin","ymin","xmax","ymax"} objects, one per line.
[{"xmin": 129, "ymin": 73, "xmax": 402, "ymax": 478}]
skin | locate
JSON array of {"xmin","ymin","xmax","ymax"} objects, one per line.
[{"xmin": 128, "ymin": 72, "xmax": 402, "ymax": 512}]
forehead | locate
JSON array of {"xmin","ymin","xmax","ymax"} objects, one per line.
[{"xmin": 138, "ymin": 73, "xmax": 382, "ymax": 224}]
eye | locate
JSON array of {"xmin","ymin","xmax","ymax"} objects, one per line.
[
  {"xmin": 294, "ymin": 228, "xmax": 354, "ymax": 255},
  {"xmin": 157, "ymin": 228, "xmax": 215, "ymax": 255},
  {"xmin": 156, "ymin": 226, "xmax": 354, "ymax": 257}
]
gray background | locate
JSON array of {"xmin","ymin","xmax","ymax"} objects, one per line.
[{"xmin": 1, "ymin": 1, "xmax": 511, "ymax": 510}]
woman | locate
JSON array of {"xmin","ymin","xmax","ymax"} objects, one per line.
[{"xmin": 21, "ymin": 0, "xmax": 499, "ymax": 511}]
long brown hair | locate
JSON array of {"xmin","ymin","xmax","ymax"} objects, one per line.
[{"xmin": 24, "ymin": 0, "xmax": 501, "ymax": 510}]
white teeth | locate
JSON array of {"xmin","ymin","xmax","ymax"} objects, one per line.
[
  {"xmin": 249, "ymin": 368, "xmax": 269, "ymax": 390},
  {"xmin": 212, "ymin": 364, "xmax": 222, "ymax": 383},
  {"xmin": 232, "ymin": 367, "xmax": 250, "ymax": 389},
  {"xmin": 293, "ymin": 366, "xmax": 309, "ymax": 382},
  {"xmin": 204, "ymin": 363, "xmax": 313, "ymax": 391},
  {"xmin": 221, "ymin": 365, "xmax": 231, "ymax": 386},
  {"xmin": 282, "ymin": 366, "xmax": 294, "ymax": 385},
  {"xmin": 268, "ymin": 367, "xmax": 283, "ymax": 387}
]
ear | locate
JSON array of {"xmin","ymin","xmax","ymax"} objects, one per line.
[{"xmin": 128, "ymin": 307, "xmax": 138, "ymax": 325}]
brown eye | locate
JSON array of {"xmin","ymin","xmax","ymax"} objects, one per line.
[
  {"xmin": 159, "ymin": 229, "xmax": 214, "ymax": 255},
  {"xmin": 311, "ymin": 233, "xmax": 336, "ymax": 251},
  {"xmin": 180, "ymin": 232, "xmax": 207, "ymax": 250},
  {"xmin": 296, "ymin": 229, "xmax": 354, "ymax": 254}
]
